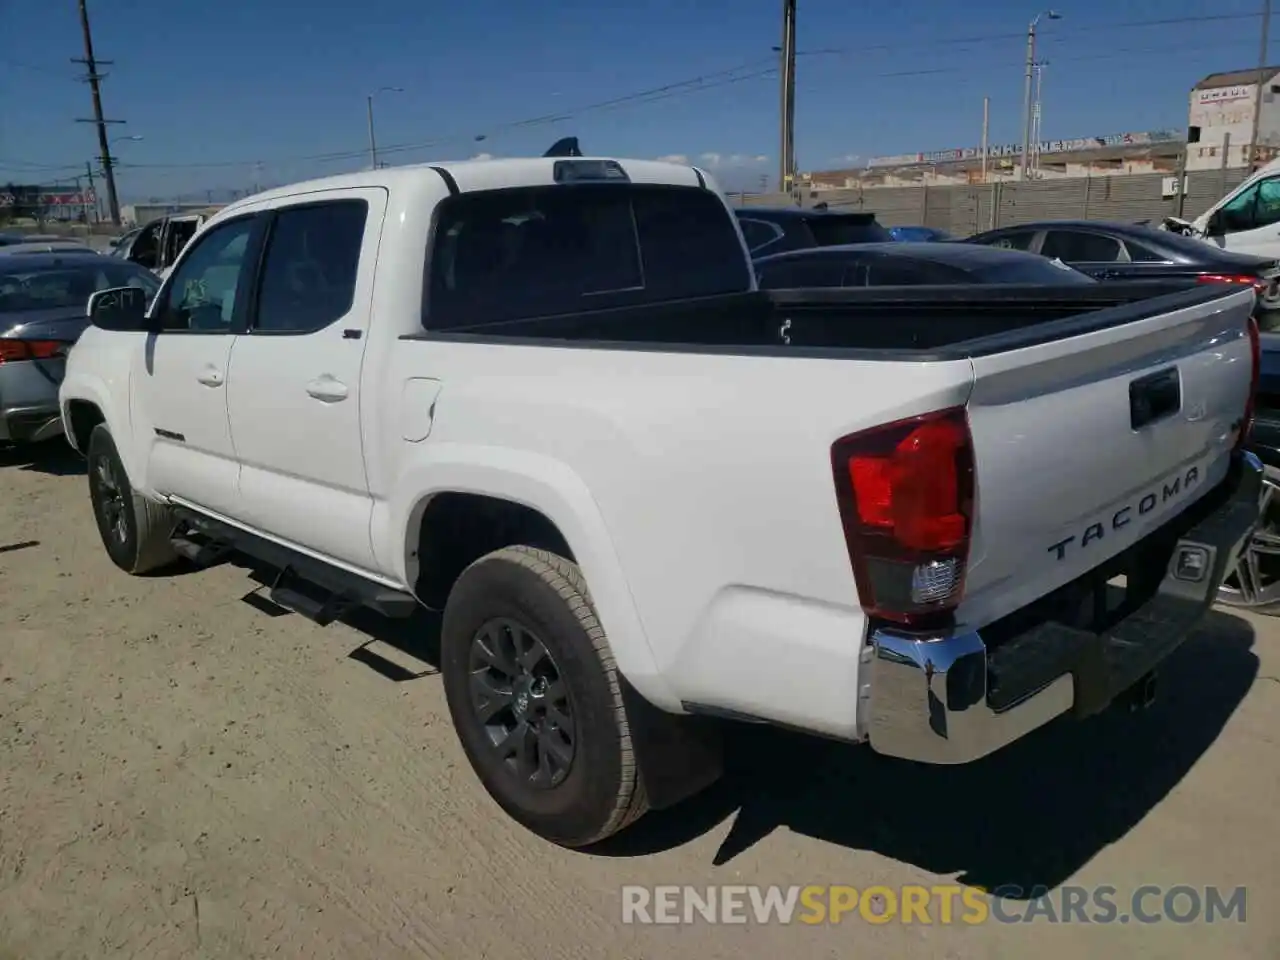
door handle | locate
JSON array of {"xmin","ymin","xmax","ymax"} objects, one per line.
[
  {"xmin": 196, "ymin": 367, "xmax": 224, "ymax": 387},
  {"xmin": 306, "ymin": 376, "xmax": 349, "ymax": 403}
]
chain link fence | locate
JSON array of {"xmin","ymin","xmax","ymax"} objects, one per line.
[{"xmin": 732, "ymin": 168, "xmax": 1255, "ymax": 237}]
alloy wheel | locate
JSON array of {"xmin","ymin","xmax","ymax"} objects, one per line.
[
  {"xmin": 467, "ymin": 618, "xmax": 577, "ymax": 789},
  {"xmin": 90, "ymin": 453, "xmax": 129, "ymax": 547},
  {"xmin": 1217, "ymin": 467, "xmax": 1280, "ymax": 611}
]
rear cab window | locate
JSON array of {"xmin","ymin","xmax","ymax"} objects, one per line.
[{"xmin": 426, "ymin": 184, "xmax": 751, "ymax": 329}]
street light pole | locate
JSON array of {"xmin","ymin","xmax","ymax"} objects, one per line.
[
  {"xmin": 366, "ymin": 86, "xmax": 404, "ymax": 170},
  {"xmin": 1020, "ymin": 10, "xmax": 1060, "ymax": 182}
]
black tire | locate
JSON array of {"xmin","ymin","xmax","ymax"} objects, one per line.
[
  {"xmin": 87, "ymin": 424, "xmax": 177, "ymax": 575},
  {"xmin": 441, "ymin": 545, "xmax": 649, "ymax": 847}
]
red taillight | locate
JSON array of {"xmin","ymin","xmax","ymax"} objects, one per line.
[
  {"xmin": 0, "ymin": 339, "xmax": 69, "ymax": 364},
  {"xmin": 831, "ymin": 406, "xmax": 975, "ymax": 627},
  {"xmin": 1197, "ymin": 273, "xmax": 1269, "ymax": 295},
  {"xmin": 1237, "ymin": 313, "xmax": 1261, "ymax": 451}
]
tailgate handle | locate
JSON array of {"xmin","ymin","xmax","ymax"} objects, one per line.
[{"xmin": 1130, "ymin": 367, "xmax": 1181, "ymax": 431}]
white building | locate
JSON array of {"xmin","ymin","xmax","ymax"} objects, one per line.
[{"xmin": 1187, "ymin": 66, "xmax": 1280, "ymax": 171}]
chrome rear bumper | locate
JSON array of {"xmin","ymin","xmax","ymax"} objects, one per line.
[{"xmin": 864, "ymin": 451, "xmax": 1264, "ymax": 765}]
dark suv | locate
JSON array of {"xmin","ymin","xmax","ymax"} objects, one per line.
[{"xmin": 734, "ymin": 206, "xmax": 891, "ymax": 257}]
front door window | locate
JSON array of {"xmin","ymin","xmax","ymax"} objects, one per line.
[{"xmin": 156, "ymin": 217, "xmax": 256, "ymax": 331}]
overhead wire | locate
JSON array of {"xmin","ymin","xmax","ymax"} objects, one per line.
[{"xmin": 1, "ymin": 9, "xmax": 1274, "ymax": 175}]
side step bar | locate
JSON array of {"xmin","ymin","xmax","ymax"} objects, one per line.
[
  {"xmin": 170, "ymin": 508, "xmax": 418, "ymax": 624},
  {"xmin": 268, "ymin": 567, "xmax": 356, "ymax": 627}
]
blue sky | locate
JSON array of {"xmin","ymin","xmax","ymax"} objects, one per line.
[{"xmin": 0, "ymin": 0, "xmax": 1275, "ymax": 200}]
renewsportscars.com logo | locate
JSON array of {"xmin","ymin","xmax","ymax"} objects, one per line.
[{"xmin": 621, "ymin": 884, "xmax": 1248, "ymax": 926}]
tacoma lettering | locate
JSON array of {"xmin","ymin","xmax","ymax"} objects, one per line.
[{"xmin": 1047, "ymin": 466, "xmax": 1199, "ymax": 561}]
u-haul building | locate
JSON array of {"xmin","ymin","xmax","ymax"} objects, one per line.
[{"xmin": 1187, "ymin": 66, "xmax": 1280, "ymax": 171}]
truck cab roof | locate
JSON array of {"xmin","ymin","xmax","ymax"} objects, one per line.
[{"xmin": 216, "ymin": 157, "xmax": 711, "ymax": 222}]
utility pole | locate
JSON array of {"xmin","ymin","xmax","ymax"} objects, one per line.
[
  {"xmin": 1031, "ymin": 61, "xmax": 1047, "ymax": 176},
  {"xmin": 778, "ymin": 0, "xmax": 797, "ymax": 197},
  {"xmin": 981, "ymin": 96, "xmax": 990, "ymax": 183},
  {"xmin": 366, "ymin": 95, "xmax": 379, "ymax": 170},
  {"xmin": 73, "ymin": 0, "xmax": 124, "ymax": 225},
  {"xmin": 84, "ymin": 160, "xmax": 98, "ymax": 223},
  {"xmin": 366, "ymin": 87, "xmax": 404, "ymax": 171},
  {"xmin": 1249, "ymin": 0, "xmax": 1273, "ymax": 170},
  {"xmin": 1020, "ymin": 10, "xmax": 1061, "ymax": 182}
]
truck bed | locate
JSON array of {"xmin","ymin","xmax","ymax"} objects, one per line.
[
  {"xmin": 409, "ymin": 279, "xmax": 1236, "ymax": 359},
  {"xmin": 400, "ymin": 276, "xmax": 1256, "ymax": 639}
]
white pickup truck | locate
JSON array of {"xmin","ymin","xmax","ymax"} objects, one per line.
[{"xmin": 60, "ymin": 153, "xmax": 1265, "ymax": 848}]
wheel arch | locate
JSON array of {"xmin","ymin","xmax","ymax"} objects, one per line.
[
  {"xmin": 387, "ymin": 449, "xmax": 678, "ymax": 711},
  {"xmin": 59, "ymin": 376, "xmax": 144, "ymax": 486}
]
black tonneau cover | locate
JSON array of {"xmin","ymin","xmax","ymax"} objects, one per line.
[{"xmin": 407, "ymin": 279, "xmax": 1244, "ymax": 362}]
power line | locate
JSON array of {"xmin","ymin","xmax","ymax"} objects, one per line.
[
  {"xmin": 4, "ymin": 9, "xmax": 1273, "ymax": 177},
  {"xmin": 99, "ymin": 58, "xmax": 783, "ymax": 171},
  {"xmin": 101, "ymin": 38, "xmax": 1266, "ymax": 173}
]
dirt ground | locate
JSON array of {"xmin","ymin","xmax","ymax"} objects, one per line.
[{"xmin": 1, "ymin": 441, "xmax": 1277, "ymax": 960}]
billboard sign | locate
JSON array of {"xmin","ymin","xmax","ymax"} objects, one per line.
[
  {"xmin": 0, "ymin": 186, "xmax": 97, "ymax": 207},
  {"xmin": 866, "ymin": 130, "xmax": 1183, "ymax": 168},
  {"xmin": 1196, "ymin": 85, "xmax": 1253, "ymax": 106}
]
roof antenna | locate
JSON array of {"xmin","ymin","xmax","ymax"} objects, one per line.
[{"xmin": 543, "ymin": 137, "xmax": 583, "ymax": 158}]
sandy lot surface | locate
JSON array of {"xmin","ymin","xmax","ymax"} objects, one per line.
[{"xmin": 1, "ymin": 441, "xmax": 1277, "ymax": 959}]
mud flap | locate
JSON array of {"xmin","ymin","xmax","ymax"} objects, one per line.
[{"xmin": 620, "ymin": 678, "xmax": 725, "ymax": 811}]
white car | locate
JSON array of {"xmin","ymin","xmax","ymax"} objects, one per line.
[{"xmin": 60, "ymin": 152, "xmax": 1263, "ymax": 847}]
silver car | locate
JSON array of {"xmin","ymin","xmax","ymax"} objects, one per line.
[
  {"xmin": 0, "ymin": 252, "xmax": 160, "ymax": 445},
  {"xmin": 0, "ymin": 239, "xmax": 96, "ymax": 256}
]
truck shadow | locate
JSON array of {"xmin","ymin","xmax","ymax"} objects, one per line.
[
  {"xmin": 0, "ymin": 439, "xmax": 85, "ymax": 476},
  {"xmin": 235, "ymin": 565, "xmax": 443, "ymax": 675},
  {"xmin": 596, "ymin": 610, "xmax": 1260, "ymax": 897},
  {"xmin": 222, "ymin": 551, "xmax": 1260, "ymax": 894}
]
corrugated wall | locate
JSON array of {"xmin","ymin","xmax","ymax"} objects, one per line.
[{"xmin": 732, "ymin": 169, "xmax": 1255, "ymax": 236}]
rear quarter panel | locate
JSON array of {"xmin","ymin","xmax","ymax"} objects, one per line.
[{"xmin": 371, "ymin": 337, "xmax": 976, "ymax": 734}]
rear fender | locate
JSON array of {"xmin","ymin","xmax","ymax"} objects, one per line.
[{"xmin": 383, "ymin": 444, "xmax": 679, "ymax": 712}]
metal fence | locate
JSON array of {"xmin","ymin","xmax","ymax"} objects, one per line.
[{"xmin": 732, "ymin": 168, "xmax": 1254, "ymax": 237}]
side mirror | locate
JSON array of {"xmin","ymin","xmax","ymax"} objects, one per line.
[
  {"xmin": 1206, "ymin": 211, "xmax": 1224, "ymax": 237},
  {"xmin": 107, "ymin": 237, "xmax": 120, "ymax": 248},
  {"xmin": 87, "ymin": 286, "xmax": 151, "ymax": 332}
]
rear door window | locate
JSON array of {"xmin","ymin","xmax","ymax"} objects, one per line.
[
  {"xmin": 978, "ymin": 230, "xmax": 1038, "ymax": 251},
  {"xmin": 1040, "ymin": 230, "xmax": 1125, "ymax": 262},
  {"xmin": 253, "ymin": 200, "xmax": 367, "ymax": 334},
  {"xmin": 427, "ymin": 184, "xmax": 751, "ymax": 329},
  {"xmin": 1123, "ymin": 240, "xmax": 1172, "ymax": 263}
]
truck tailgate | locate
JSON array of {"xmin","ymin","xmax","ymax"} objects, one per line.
[{"xmin": 959, "ymin": 286, "xmax": 1256, "ymax": 627}]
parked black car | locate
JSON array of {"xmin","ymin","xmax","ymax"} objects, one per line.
[
  {"xmin": 753, "ymin": 241, "xmax": 1096, "ymax": 289},
  {"xmin": 734, "ymin": 206, "xmax": 892, "ymax": 258},
  {"xmin": 964, "ymin": 219, "xmax": 1280, "ymax": 310}
]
